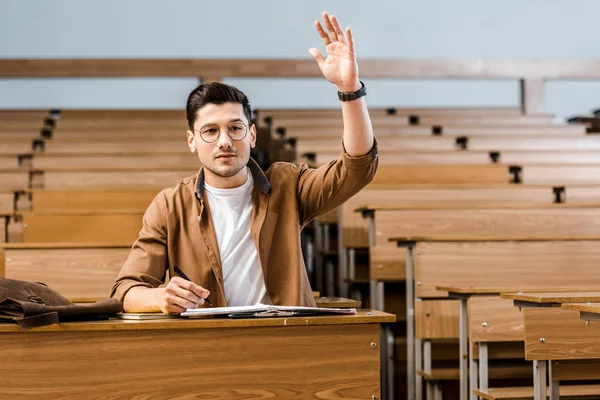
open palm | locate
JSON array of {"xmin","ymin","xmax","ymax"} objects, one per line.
[{"xmin": 310, "ymin": 12, "xmax": 360, "ymax": 92}]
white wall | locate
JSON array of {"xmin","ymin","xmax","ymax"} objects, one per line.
[{"xmin": 1, "ymin": 0, "xmax": 599, "ymax": 119}]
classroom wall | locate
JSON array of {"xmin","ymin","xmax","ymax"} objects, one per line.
[{"xmin": 1, "ymin": 0, "xmax": 599, "ymax": 119}]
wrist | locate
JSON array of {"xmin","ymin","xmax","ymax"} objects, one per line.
[{"xmin": 337, "ymin": 80, "xmax": 362, "ymax": 93}]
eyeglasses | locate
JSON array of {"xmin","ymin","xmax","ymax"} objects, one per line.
[{"xmin": 194, "ymin": 122, "xmax": 249, "ymax": 143}]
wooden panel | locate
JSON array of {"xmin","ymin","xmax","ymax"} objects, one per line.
[
  {"xmin": 0, "ymin": 140, "xmax": 32, "ymax": 155},
  {"xmin": 469, "ymin": 297, "xmax": 523, "ymax": 343},
  {"xmin": 552, "ymin": 360, "xmax": 600, "ymax": 380},
  {"xmin": 0, "ymin": 217, "xmax": 5, "ymax": 244},
  {"xmin": 42, "ymin": 170, "xmax": 197, "ymax": 189},
  {"xmin": 371, "ymin": 164, "xmax": 509, "ymax": 186},
  {"xmin": 415, "ymin": 299, "xmax": 460, "ymax": 339},
  {"xmin": 567, "ymin": 187, "xmax": 600, "ymax": 204},
  {"xmin": 5, "ymin": 59, "xmax": 600, "ymax": 78},
  {"xmin": 297, "ymin": 136, "xmax": 457, "ymax": 154},
  {"xmin": 523, "ymin": 165, "xmax": 600, "ymax": 185},
  {"xmin": 257, "ymin": 107, "xmax": 538, "ymax": 120},
  {"xmin": 475, "ymin": 385, "xmax": 600, "ymax": 400},
  {"xmin": 0, "ymin": 324, "xmax": 381, "ymax": 399},
  {"xmin": 3, "ymin": 247, "xmax": 130, "ymax": 300},
  {"xmin": 419, "ymin": 365, "xmax": 531, "ymax": 381},
  {"xmin": 43, "ymin": 140, "xmax": 189, "ymax": 154},
  {"xmin": 503, "ymin": 292, "xmax": 600, "ymax": 304},
  {"xmin": 369, "ymin": 246, "xmax": 405, "ymax": 280},
  {"xmin": 414, "ymin": 240, "xmax": 600, "ymax": 298},
  {"xmin": 286, "ymin": 124, "xmax": 584, "ymax": 138},
  {"xmin": 312, "ymin": 150, "xmax": 600, "ymax": 166},
  {"xmin": 502, "ymin": 151, "xmax": 600, "ymax": 165},
  {"xmin": 0, "ymin": 156, "xmax": 18, "ymax": 169},
  {"xmin": 524, "ymin": 307, "xmax": 600, "ymax": 361},
  {"xmin": 31, "ymin": 189, "xmax": 159, "ymax": 212},
  {"xmin": 377, "ymin": 208, "xmax": 600, "ymax": 245},
  {"xmin": 312, "ymin": 150, "xmax": 491, "ymax": 166},
  {"xmin": 344, "ymin": 187, "xmax": 555, "ymax": 248},
  {"xmin": 0, "ymin": 171, "xmax": 28, "ymax": 191},
  {"xmin": 469, "ymin": 136, "xmax": 600, "ymax": 151},
  {"xmin": 21, "ymin": 213, "xmax": 143, "ymax": 243},
  {"xmin": 0, "ymin": 193, "xmax": 13, "ymax": 214},
  {"xmin": 33, "ymin": 154, "xmax": 199, "ymax": 170}
]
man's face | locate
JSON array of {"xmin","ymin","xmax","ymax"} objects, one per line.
[{"xmin": 187, "ymin": 102, "xmax": 256, "ymax": 182}]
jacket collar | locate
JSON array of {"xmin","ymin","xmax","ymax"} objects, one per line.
[{"xmin": 195, "ymin": 157, "xmax": 271, "ymax": 198}]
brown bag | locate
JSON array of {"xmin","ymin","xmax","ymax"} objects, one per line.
[{"xmin": 0, "ymin": 277, "xmax": 122, "ymax": 329}]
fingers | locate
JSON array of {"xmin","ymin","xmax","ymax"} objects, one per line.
[
  {"xmin": 322, "ymin": 12, "xmax": 338, "ymax": 42},
  {"xmin": 309, "ymin": 48, "xmax": 326, "ymax": 66},
  {"xmin": 161, "ymin": 277, "xmax": 210, "ymax": 312},
  {"xmin": 314, "ymin": 21, "xmax": 331, "ymax": 47},
  {"xmin": 172, "ymin": 276, "xmax": 210, "ymax": 299},
  {"xmin": 330, "ymin": 15, "xmax": 346, "ymax": 45},
  {"xmin": 346, "ymin": 27, "xmax": 355, "ymax": 55}
]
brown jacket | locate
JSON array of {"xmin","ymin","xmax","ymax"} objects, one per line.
[{"xmin": 111, "ymin": 142, "xmax": 378, "ymax": 307}]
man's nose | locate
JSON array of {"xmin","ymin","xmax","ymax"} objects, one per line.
[{"xmin": 216, "ymin": 128, "xmax": 233, "ymax": 149}]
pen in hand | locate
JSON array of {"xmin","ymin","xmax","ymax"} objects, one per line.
[{"xmin": 173, "ymin": 265, "xmax": 212, "ymax": 306}]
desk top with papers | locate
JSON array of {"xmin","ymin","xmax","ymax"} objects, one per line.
[{"xmin": 0, "ymin": 309, "xmax": 395, "ymax": 332}]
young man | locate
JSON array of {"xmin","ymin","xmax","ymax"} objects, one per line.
[{"xmin": 111, "ymin": 12, "xmax": 378, "ymax": 313}]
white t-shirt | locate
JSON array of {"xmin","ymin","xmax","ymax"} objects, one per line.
[{"xmin": 204, "ymin": 171, "xmax": 271, "ymax": 306}]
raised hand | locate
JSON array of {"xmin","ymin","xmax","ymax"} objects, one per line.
[{"xmin": 309, "ymin": 12, "xmax": 361, "ymax": 93}]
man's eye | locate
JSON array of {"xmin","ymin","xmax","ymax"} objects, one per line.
[
  {"xmin": 204, "ymin": 129, "xmax": 218, "ymax": 133},
  {"xmin": 231, "ymin": 126, "xmax": 241, "ymax": 130}
]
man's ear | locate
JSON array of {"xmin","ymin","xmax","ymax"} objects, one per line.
[
  {"xmin": 187, "ymin": 130, "xmax": 196, "ymax": 153},
  {"xmin": 250, "ymin": 124, "xmax": 257, "ymax": 149}
]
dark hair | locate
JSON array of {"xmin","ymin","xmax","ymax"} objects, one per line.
[{"xmin": 186, "ymin": 82, "xmax": 252, "ymax": 130}]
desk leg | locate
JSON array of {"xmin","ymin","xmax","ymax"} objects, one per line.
[
  {"xmin": 549, "ymin": 361, "xmax": 559, "ymax": 400},
  {"xmin": 406, "ymin": 245, "xmax": 416, "ymax": 400},
  {"xmin": 469, "ymin": 348, "xmax": 478, "ymax": 400},
  {"xmin": 424, "ymin": 340, "xmax": 433, "ymax": 400},
  {"xmin": 322, "ymin": 223, "xmax": 334, "ymax": 297},
  {"xmin": 313, "ymin": 220, "xmax": 324, "ymax": 295},
  {"xmin": 337, "ymin": 208, "xmax": 348, "ymax": 299},
  {"xmin": 478, "ymin": 342, "xmax": 488, "ymax": 394},
  {"xmin": 459, "ymin": 298, "xmax": 469, "ymax": 400},
  {"xmin": 416, "ymin": 338, "xmax": 423, "ymax": 400},
  {"xmin": 386, "ymin": 325, "xmax": 395, "ymax": 400},
  {"xmin": 533, "ymin": 360, "xmax": 547, "ymax": 400},
  {"xmin": 346, "ymin": 248, "xmax": 355, "ymax": 299}
]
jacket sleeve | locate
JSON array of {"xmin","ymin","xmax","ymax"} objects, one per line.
[
  {"xmin": 110, "ymin": 190, "xmax": 169, "ymax": 303},
  {"xmin": 296, "ymin": 138, "xmax": 378, "ymax": 226}
]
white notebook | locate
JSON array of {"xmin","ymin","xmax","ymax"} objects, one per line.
[{"xmin": 180, "ymin": 303, "xmax": 357, "ymax": 318}]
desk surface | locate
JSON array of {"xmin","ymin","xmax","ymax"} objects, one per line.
[
  {"xmin": 441, "ymin": 287, "xmax": 600, "ymax": 296},
  {"xmin": 0, "ymin": 309, "xmax": 395, "ymax": 333},
  {"xmin": 501, "ymin": 291, "xmax": 600, "ymax": 303},
  {"xmin": 356, "ymin": 203, "xmax": 600, "ymax": 213},
  {"xmin": 563, "ymin": 303, "xmax": 600, "ymax": 313},
  {"xmin": 389, "ymin": 236, "xmax": 600, "ymax": 243}
]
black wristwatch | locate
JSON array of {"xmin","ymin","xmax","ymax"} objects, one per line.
[{"xmin": 338, "ymin": 81, "xmax": 367, "ymax": 102}]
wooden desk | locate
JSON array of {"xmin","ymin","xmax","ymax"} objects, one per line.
[
  {"xmin": 500, "ymin": 293, "xmax": 600, "ymax": 400},
  {"xmin": 0, "ymin": 310, "xmax": 394, "ymax": 399},
  {"xmin": 439, "ymin": 288, "xmax": 600, "ymax": 400}
]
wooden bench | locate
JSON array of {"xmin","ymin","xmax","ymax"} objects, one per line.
[
  {"xmin": 305, "ymin": 150, "xmax": 600, "ymax": 166},
  {"xmin": 295, "ymin": 135, "xmax": 600, "ymax": 154},
  {"xmin": 30, "ymin": 153, "xmax": 198, "ymax": 170},
  {"xmin": 0, "ymin": 139, "xmax": 33, "ymax": 155},
  {"xmin": 30, "ymin": 168, "xmax": 198, "ymax": 189},
  {"xmin": 279, "ymin": 124, "xmax": 585, "ymax": 139},
  {"xmin": 8, "ymin": 211, "xmax": 143, "ymax": 243},
  {"xmin": 0, "ymin": 242, "xmax": 131, "ymax": 301},
  {"xmin": 0, "ymin": 170, "xmax": 29, "ymax": 191},
  {"xmin": 22, "ymin": 188, "xmax": 160, "ymax": 213}
]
